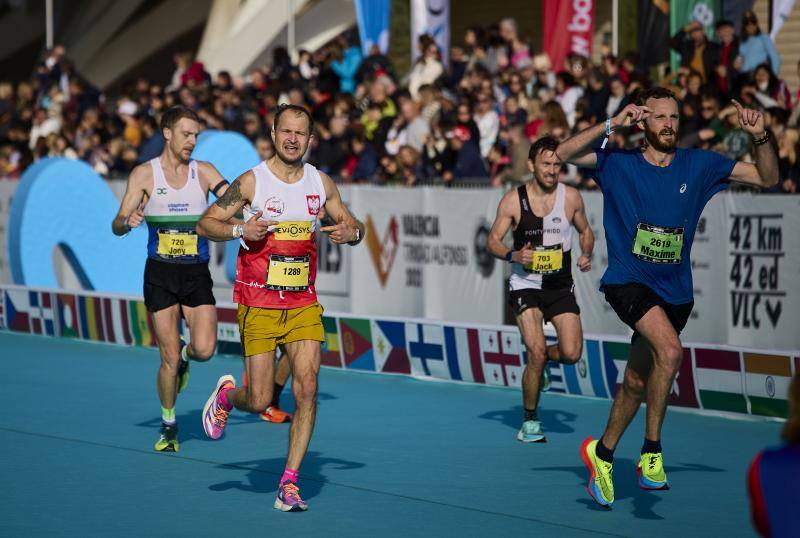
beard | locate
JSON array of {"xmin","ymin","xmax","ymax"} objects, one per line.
[
  {"xmin": 275, "ymin": 147, "xmax": 305, "ymax": 166},
  {"xmin": 644, "ymin": 124, "xmax": 677, "ymax": 152}
]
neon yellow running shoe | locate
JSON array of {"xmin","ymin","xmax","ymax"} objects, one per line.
[
  {"xmin": 638, "ymin": 452, "xmax": 670, "ymax": 490},
  {"xmin": 154, "ymin": 424, "xmax": 179, "ymax": 452},
  {"xmin": 580, "ymin": 437, "xmax": 614, "ymax": 506}
]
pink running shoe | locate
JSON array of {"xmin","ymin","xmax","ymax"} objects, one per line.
[
  {"xmin": 274, "ymin": 481, "xmax": 308, "ymax": 512},
  {"xmin": 202, "ymin": 375, "xmax": 235, "ymax": 439}
]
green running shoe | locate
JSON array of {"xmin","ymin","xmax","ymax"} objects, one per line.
[
  {"xmin": 154, "ymin": 424, "xmax": 179, "ymax": 452},
  {"xmin": 517, "ymin": 420, "xmax": 546, "ymax": 443},
  {"xmin": 580, "ymin": 437, "xmax": 614, "ymax": 506},
  {"xmin": 638, "ymin": 452, "xmax": 670, "ymax": 490}
]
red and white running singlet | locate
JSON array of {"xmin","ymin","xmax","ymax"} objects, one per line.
[{"xmin": 233, "ymin": 161, "xmax": 327, "ymax": 309}]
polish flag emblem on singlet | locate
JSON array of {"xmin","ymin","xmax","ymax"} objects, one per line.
[{"xmin": 306, "ymin": 195, "xmax": 321, "ymax": 215}]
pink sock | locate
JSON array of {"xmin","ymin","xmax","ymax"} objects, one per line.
[
  {"xmin": 219, "ymin": 386, "xmax": 233, "ymax": 411},
  {"xmin": 281, "ymin": 467, "xmax": 299, "ymax": 485}
]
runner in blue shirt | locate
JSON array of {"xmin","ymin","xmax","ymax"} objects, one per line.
[{"xmin": 556, "ymin": 87, "xmax": 778, "ymax": 507}]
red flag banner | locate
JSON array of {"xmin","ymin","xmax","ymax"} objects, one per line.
[{"xmin": 542, "ymin": 0, "xmax": 595, "ymax": 72}]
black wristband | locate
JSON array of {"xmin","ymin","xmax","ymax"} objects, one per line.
[
  {"xmin": 211, "ymin": 179, "xmax": 229, "ymax": 196},
  {"xmin": 505, "ymin": 251, "xmax": 513, "ymax": 262},
  {"xmin": 752, "ymin": 132, "xmax": 770, "ymax": 146}
]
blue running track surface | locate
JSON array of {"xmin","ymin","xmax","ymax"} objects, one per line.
[{"xmin": 1, "ymin": 332, "xmax": 779, "ymax": 537}]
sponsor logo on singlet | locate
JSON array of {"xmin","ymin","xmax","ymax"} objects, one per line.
[
  {"xmin": 264, "ymin": 196, "xmax": 285, "ymax": 217},
  {"xmin": 273, "ymin": 221, "xmax": 314, "ymax": 240},
  {"xmin": 524, "ymin": 228, "xmax": 562, "ymax": 236}
]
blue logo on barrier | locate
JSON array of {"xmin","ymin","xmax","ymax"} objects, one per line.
[{"xmin": 8, "ymin": 130, "xmax": 261, "ymax": 293}]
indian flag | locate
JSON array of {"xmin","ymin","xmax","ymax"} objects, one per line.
[
  {"xmin": 744, "ymin": 353, "xmax": 792, "ymax": 418},
  {"xmin": 695, "ymin": 348, "xmax": 747, "ymax": 414}
]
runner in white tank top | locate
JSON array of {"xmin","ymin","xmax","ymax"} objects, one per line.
[
  {"xmin": 487, "ymin": 136, "xmax": 595, "ymax": 443},
  {"xmin": 195, "ymin": 104, "xmax": 366, "ymax": 512},
  {"xmin": 112, "ymin": 106, "xmax": 232, "ymax": 453}
]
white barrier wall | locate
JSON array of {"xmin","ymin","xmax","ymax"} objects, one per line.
[{"xmin": 2, "ymin": 182, "xmax": 798, "ymax": 349}]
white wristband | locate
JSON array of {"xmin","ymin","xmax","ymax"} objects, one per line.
[{"xmin": 232, "ymin": 224, "xmax": 243, "ymax": 238}]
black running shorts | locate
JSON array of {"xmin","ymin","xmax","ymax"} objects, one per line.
[
  {"xmin": 143, "ymin": 258, "xmax": 216, "ymax": 313},
  {"xmin": 603, "ymin": 282, "xmax": 693, "ymax": 340},
  {"xmin": 508, "ymin": 287, "xmax": 580, "ymax": 322}
]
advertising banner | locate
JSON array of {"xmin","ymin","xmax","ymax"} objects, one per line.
[
  {"xmin": 410, "ymin": 0, "xmax": 450, "ymax": 65},
  {"xmin": 542, "ymin": 0, "xmax": 595, "ymax": 71},
  {"xmin": 349, "ymin": 187, "xmax": 504, "ymax": 324}
]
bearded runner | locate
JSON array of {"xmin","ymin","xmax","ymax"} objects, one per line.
[{"xmin": 557, "ymin": 87, "xmax": 778, "ymax": 506}]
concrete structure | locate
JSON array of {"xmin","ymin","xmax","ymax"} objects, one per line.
[
  {"xmin": 2, "ymin": 0, "xmax": 355, "ymax": 89},
  {"xmin": 1, "ymin": 0, "xmax": 796, "ymax": 93}
]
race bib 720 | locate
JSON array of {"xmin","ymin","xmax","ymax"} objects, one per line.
[{"xmin": 157, "ymin": 230, "xmax": 198, "ymax": 257}]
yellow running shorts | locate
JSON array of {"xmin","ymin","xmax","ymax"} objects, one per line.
[{"xmin": 238, "ymin": 302, "xmax": 324, "ymax": 356}]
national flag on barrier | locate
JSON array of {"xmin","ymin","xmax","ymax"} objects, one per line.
[
  {"xmin": 4, "ymin": 289, "xmax": 31, "ymax": 333},
  {"xmin": 668, "ymin": 348, "xmax": 699, "ymax": 408},
  {"xmin": 321, "ymin": 316, "xmax": 342, "ymax": 367},
  {"xmin": 102, "ymin": 297, "xmax": 134, "ymax": 345},
  {"xmin": 127, "ymin": 299, "xmax": 156, "ymax": 347},
  {"xmin": 28, "ymin": 291, "xmax": 56, "ymax": 336},
  {"xmin": 57, "ymin": 293, "xmax": 80, "ymax": 338},
  {"xmin": 695, "ymin": 348, "xmax": 747, "ymax": 414},
  {"xmin": 340, "ymin": 318, "xmax": 375, "ymax": 371},
  {"xmin": 371, "ymin": 319, "xmax": 410, "ymax": 374},
  {"xmin": 744, "ymin": 353, "xmax": 792, "ymax": 418},
  {"xmin": 443, "ymin": 326, "xmax": 484, "ymax": 383},
  {"xmin": 78, "ymin": 295, "xmax": 106, "ymax": 342},
  {"xmin": 481, "ymin": 329, "xmax": 522, "ymax": 387},
  {"xmin": 407, "ymin": 322, "xmax": 449, "ymax": 380},
  {"xmin": 602, "ymin": 341, "xmax": 630, "ymax": 396},
  {"xmin": 563, "ymin": 340, "xmax": 607, "ymax": 398}
]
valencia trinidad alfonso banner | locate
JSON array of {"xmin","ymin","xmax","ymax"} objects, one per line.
[{"xmin": 349, "ymin": 187, "xmax": 504, "ymax": 324}]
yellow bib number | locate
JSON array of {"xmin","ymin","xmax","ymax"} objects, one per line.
[
  {"xmin": 266, "ymin": 255, "xmax": 310, "ymax": 291},
  {"xmin": 157, "ymin": 231, "xmax": 198, "ymax": 257},
  {"xmin": 527, "ymin": 245, "xmax": 563, "ymax": 274}
]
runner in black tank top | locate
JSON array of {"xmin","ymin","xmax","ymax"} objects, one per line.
[
  {"xmin": 487, "ymin": 137, "xmax": 595, "ymax": 443},
  {"xmin": 511, "ymin": 183, "xmax": 574, "ymax": 291}
]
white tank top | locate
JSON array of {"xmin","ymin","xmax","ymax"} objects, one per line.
[
  {"xmin": 246, "ymin": 161, "xmax": 327, "ymax": 224},
  {"xmin": 509, "ymin": 182, "xmax": 574, "ymax": 291},
  {"xmin": 144, "ymin": 158, "xmax": 209, "ymax": 262}
]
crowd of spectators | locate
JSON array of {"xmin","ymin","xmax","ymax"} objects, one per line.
[{"xmin": 1, "ymin": 10, "xmax": 798, "ymax": 193}]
